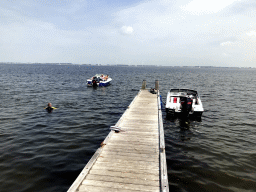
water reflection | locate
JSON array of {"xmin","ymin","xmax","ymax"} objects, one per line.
[
  {"xmin": 166, "ymin": 113, "xmax": 202, "ymax": 129},
  {"xmin": 179, "ymin": 126, "xmax": 193, "ymax": 142},
  {"xmin": 164, "ymin": 111, "xmax": 203, "ymax": 143},
  {"xmin": 179, "ymin": 119, "xmax": 190, "ymax": 130}
]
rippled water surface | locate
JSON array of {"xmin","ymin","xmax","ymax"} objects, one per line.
[{"xmin": 0, "ymin": 64, "xmax": 255, "ymax": 192}]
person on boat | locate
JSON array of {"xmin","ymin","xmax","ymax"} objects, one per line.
[
  {"xmin": 104, "ymin": 75, "xmax": 108, "ymax": 81},
  {"xmin": 44, "ymin": 103, "xmax": 57, "ymax": 113}
]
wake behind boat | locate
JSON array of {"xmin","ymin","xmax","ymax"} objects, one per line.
[{"xmin": 87, "ymin": 74, "xmax": 112, "ymax": 87}]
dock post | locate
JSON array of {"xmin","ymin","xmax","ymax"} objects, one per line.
[
  {"xmin": 155, "ymin": 80, "xmax": 159, "ymax": 90},
  {"xmin": 142, "ymin": 80, "xmax": 146, "ymax": 89}
]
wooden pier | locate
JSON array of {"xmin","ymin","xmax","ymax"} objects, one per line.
[{"xmin": 67, "ymin": 81, "xmax": 168, "ymax": 192}]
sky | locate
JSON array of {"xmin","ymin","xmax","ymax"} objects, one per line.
[{"xmin": 1, "ymin": 0, "xmax": 256, "ymax": 67}]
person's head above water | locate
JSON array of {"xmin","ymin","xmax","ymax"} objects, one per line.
[{"xmin": 44, "ymin": 103, "xmax": 57, "ymax": 113}]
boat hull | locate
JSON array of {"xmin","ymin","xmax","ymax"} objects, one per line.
[
  {"xmin": 166, "ymin": 109, "xmax": 203, "ymax": 118},
  {"xmin": 87, "ymin": 78, "xmax": 112, "ymax": 87}
]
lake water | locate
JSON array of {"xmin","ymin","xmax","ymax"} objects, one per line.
[{"xmin": 0, "ymin": 64, "xmax": 255, "ymax": 192}]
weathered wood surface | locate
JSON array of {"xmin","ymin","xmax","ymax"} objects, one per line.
[{"xmin": 68, "ymin": 89, "xmax": 168, "ymax": 192}]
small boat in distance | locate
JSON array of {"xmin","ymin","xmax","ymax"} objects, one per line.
[
  {"xmin": 87, "ymin": 74, "xmax": 112, "ymax": 87},
  {"xmin": 165, "ymin": 89, "xmax": 204, "ymax": 118}
]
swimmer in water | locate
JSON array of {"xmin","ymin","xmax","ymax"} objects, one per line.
[{"xmin": 44, "ymin": 103, "xmax": 57, "ymax": 113}]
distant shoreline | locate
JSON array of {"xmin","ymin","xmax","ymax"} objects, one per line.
[{"xmin": 0, "ymin": 62, "xmax": 254, "ymax": 69}]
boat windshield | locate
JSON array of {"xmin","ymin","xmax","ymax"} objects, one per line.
[
  {"xmin": 170, "ymin": 92, "xmax": 187, "ymax": 96},
  {"xmin": 170, "ymin": 89, "xmax": 197, "ymax": 96}
]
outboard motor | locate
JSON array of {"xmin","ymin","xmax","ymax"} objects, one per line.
[
  {"xmin": 92, "ymin": 77, "xmax": 98, "ymax": 87},
  {"xmin": 180, "ymin": 97, "xmax": 189, "ymax": 118},
  {"xmin": 181, "ymin": 97, "xmax": 187, "ymax": 112},
  {"xmin": 181, "ymin": 97, "xmax": 193, "ymax": 113},
  {"xmin": 187, "ymin": 97, "xmax": 192, "ymax": 112}
]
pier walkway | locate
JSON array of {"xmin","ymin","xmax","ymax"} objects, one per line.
[{"xmin": 67, "ymin": 83, "xmax": 168, "ymax": 192}]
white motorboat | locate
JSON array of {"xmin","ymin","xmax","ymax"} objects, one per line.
[
  {"xmin": 165, "ymin": 89, "xmax": 204, "ymax": 118},
  {"xmin": 87, "ymin": 74, "xmax": 112, "ymax": 87}
]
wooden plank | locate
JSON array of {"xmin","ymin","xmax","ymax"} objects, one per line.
[
  {"xmin": 116, "ymin": 128, "xmax": 159, "ymax": 134},
  {"xmin": 110, "ymin": 132, "xmax": 158, "ymax": 137},
  {"xmin": 107, "ymin": 139, "xmax": 159, "ymax": 147},
  {"xmin": 90, "ymin": 164, "xmax": 159, "ymax": 175},
  {"xmin": 77, "ymin": 185, "xmax": 144, "ymax": 192},
  {"xmin": 102, "ymin": 145, "xmax": 159, "ymax": 154},
  {"xmin": 111, "ymin": 131, "xmax": 158, "ymax": 137},
  {"xmin": 98, "ymin": 153, "xmax": 158, "ymax": 162},
  {"xmin": 157, "ymin": 91, "xmax": 169, "ymax": 192},
  {"xmin": 110, "ymin": 134, "xmax": 158, "ymax": 141},
  {"xmin": 127, "ymin": 110, "xmax": 158, "ymax": 114},
  {"xmin": 130, "ymin": 105, "xmax": 157, "ymax": 109},
  {"xmin": 120, "ymin": 120, "xmax": 158, "ymax": 126},
  {"xmin": 96, "ymin": 157, "xmax": 159, "ymax": 165},
  {"xmin": 122, "ymin": 115, "xmax": 158, "ymax": 120},
  {"xmin": 88, "ymin": 169, "xmax": 159, "ymax": 181},
  {"xmin": 79, "ymin": 180, "xmax": 160, "ymax": 192},
  {"xmin": 99, "ymin": 151, "xmax": 159, "ymax": 160},
  {"xmin": 93, "ymin": 160, "xmax": 159, "ymax": 171},
  {"xmin": 120, "ymin": 123, "xmax": 158, "ymax": 127},
  {"xmin": 125, "ymin": 118, "xmax": 157, "ymax": 122},
  {"xmin": 106, "ymin": 141, "xmax": 159, "ymax": 148},
  {"xmin": 101, "ymin": 150, "xmax": 159, "ymax": 161},
  {"xmin": 84, "ymin": 174, "xmax": 159, "ymax": 186}
]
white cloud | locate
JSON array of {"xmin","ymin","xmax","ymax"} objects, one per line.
[
  {"xmin": 223, "ymin": 53, "xmax": 230, "ymax": 57},
  {"xmin": 220, "ymin": 41, "xmax": 235, "ymax": 46},
  {"xmin": 120, "ymin": 26, "xmax": 134, "ymax": 35},
  {"xmin": 246, "ymin": 30, "xmax": 256, "ymax": 36},
  {"xmin": 181, "ymin": 0, "xmax": 242, "ymax": 15},
  {"xmin": 219, "ymin": 30, "xmax": 256, "ymax": 65}
]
